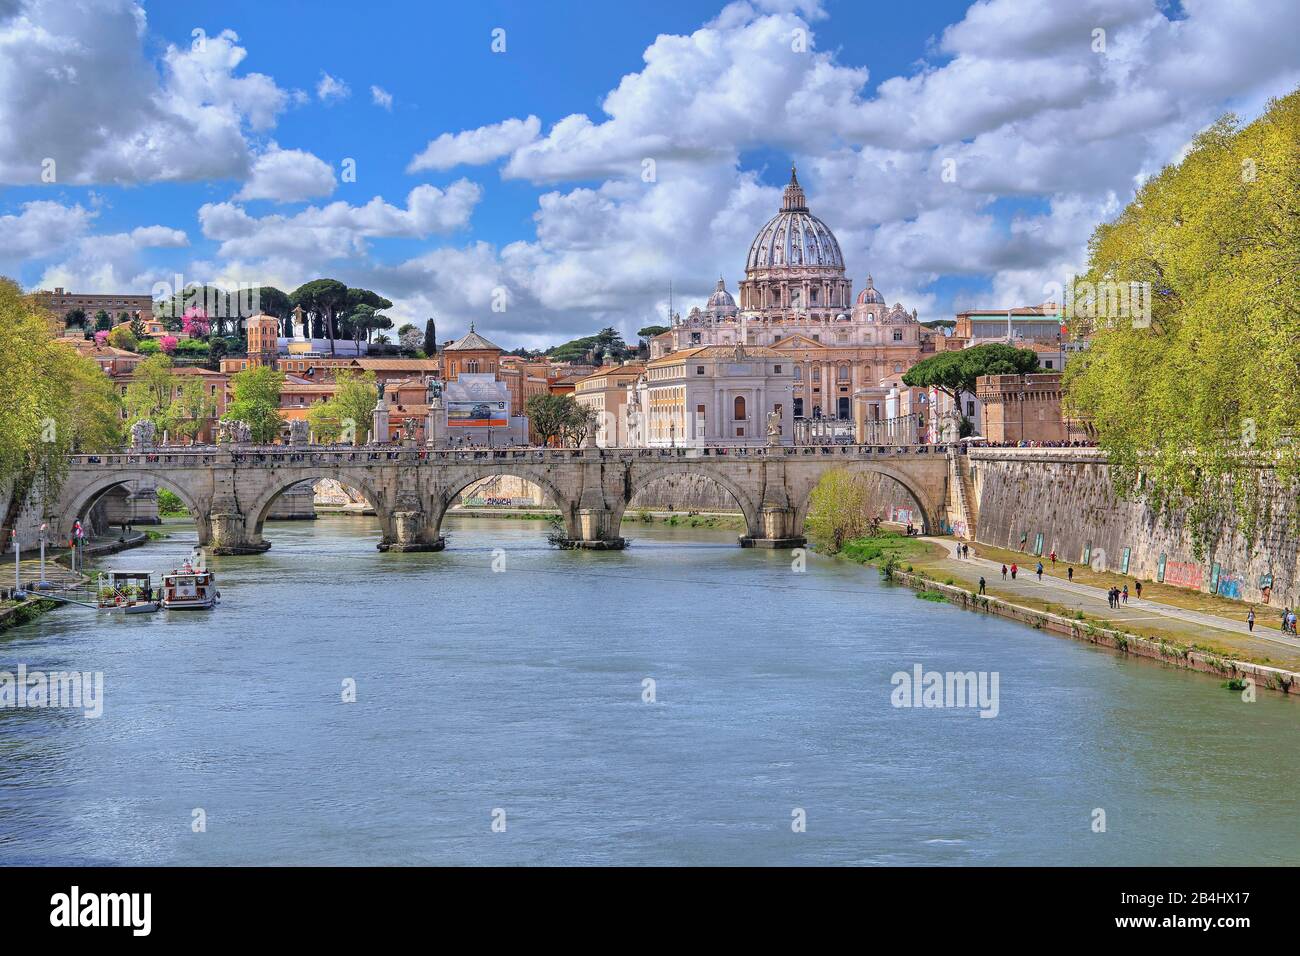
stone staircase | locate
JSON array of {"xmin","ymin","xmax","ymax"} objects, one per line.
[{"xmin": 947, "ymin": 450, "xmax": 978, "ymax": 540}]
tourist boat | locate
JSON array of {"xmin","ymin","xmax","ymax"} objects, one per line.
[
  {"xmin": 96, "ymin": 571, "xmax": 161, "ymax": 614},
  {"xmin": 161, "ymin": 562, "xmax": 220, "ymax": 610}
]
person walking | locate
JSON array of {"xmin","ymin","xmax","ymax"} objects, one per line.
[
  {"xmin": 1282, "ymin": 609, "xmax": 1291, "ymax": 633},
  {"xmin": 1135, "ymin": 581, "xmax": 1142, "ymax": 599},
  {"xmin": 1066, "ymin": 566, "xmax": 1073, "ymax": 582},
  {"xmin": 979, "ymin": 576, "xmax": 986, "ymax": 595},
  {"xmin": 1010, "ymin": 563, "xmax": 1018, "ymax": 580},
  {"xmin": 1122, "ymin": 585, "xmax": 1129, "ymax": 605},
  {"xmin": 1001, "ymin": 564, "xmax": 1008, "ymax": 580},
  {"xmin": 1049, "ymin": 550, "xmax": 1057, "ymax": 566},
  {"xmin": 1035, "ymin": 561, "xmax": 1044, "ymax": 581},
  {"xmin": 1247, "ymin": 609, "xmax": 1255, "ymax": 633}
]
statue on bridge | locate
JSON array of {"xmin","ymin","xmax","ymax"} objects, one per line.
[
  {"xmin": 766, "ymin": 409, "xmax": 782, "ymax": 446},
  {"xmin": 217, "ymin": 418, "xmax": 251, "ymax": 445},
  {"xmin": 288, "ymin": 419, "xmax": 309, "ymax": 447},
  {"xmin": 130, "ymin": 419, "xmax": 156, "ymax": 449}
]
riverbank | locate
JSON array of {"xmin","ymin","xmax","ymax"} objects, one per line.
[
  {"xmin": 823, "ymin": 531, "xmax": 1300, "ymax": 695},
  {"xmin": 0, "ymin": 529, "xmax": 154, "ymax": 635}
]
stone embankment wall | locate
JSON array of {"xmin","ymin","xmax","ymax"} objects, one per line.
[
  {"xmin": 970, "ymin": 450, "xmax": 1299, "ymax": 608},
  {"xmin": 627, "ymin": 475, "xmax": 744, "ymax": 512}
]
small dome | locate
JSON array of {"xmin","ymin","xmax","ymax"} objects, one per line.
[
  {"xmin": 706, "ymin": 277, "xmax": 736, "ymax": 311},
  {"xmin": 856, "ymin": 275, "xmax": 884, "ymax": 305}
]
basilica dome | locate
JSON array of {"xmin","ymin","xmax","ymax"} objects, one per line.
[{"xmin": 744, "ymin": 167, "xmax": 845, "ymax": 273}]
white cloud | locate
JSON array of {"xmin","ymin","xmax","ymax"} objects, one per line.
[
  {"xmin": 370, "ymin": 85, "xmax": 393, "ymax": 110},
  {"xmin": 198, "ymin": 180, "xmax": 483, "ymax": 264},
  {"xmin": 235, "ymin": 146, "xmax": 337, "ymax": 203},
  {"xmin": 408, "ymin": 116, "xmax": 541, "ymax": 172},
  {"xmin": 0, "ymin": 200, "xmax": 94, "ymax": 259},
  {"xmin": 0, "ymin": 3, "xmax": 290, "ymax": 185},
  {"xmin": 316, "ymin": 71, "xmax": 350, "ymax": 102},
  {"xmin": 33, "ymin": 221, "xmax": 188, "ymax": 294}
]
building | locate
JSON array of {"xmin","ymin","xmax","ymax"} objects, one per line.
[
  {"xmin": 498, "ymin": 356, "xmax": 558, "ymax": 417},
  {"xmin": 572, "ymin": 363, "xmax": 646, "ymax": 447},
  {"xmin": 441, "ymin": 325, "xmax": 503, "ymax": 380},
  {"xmin": 34, "ymin": 288, "xmax": 154, "ymax": 323},
  {"xmin": 952, "ymin": 303, "xmax": 1064, "ymax": 346},
  {"xmin": 649, "ymin": 167, "xmax": 952, "ymax": 427},
  {"xmin": 638, "ymin": 345, "xmax": 793, "ymax": 447},
  {"xmin": 975, "ymin": 372, "xmax": 1072, "ymax": 444},
  {"xmin": 440, "ymin": 372, "xmax": 528, "ymax": 445}
]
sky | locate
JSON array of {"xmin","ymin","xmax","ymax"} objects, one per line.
[{"xmin": 1, "ymin": 0, "xmax": 1297, "ymax": 349}]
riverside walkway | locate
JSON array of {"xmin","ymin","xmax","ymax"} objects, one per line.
[{"xmin": 921, "ymin": 537, "xmax": 1300, "ymax": 668}]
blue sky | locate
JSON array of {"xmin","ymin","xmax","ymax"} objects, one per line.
[{"xmin": 1, "ymin": 0, "xmax": 1296, "ymax": 347}]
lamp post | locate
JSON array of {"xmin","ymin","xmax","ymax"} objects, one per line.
[
  {"xmin": 39, "ymin": 522, "xmax": 46, "ymax": 586},
  {"xmin": 11, "ymin": 529, "xmax": 19, "ymax": 594}
]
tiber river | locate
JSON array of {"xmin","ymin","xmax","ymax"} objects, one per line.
[{"xmin": 1, "ymin": 515, "xmax": 1296, "ymax": 866}]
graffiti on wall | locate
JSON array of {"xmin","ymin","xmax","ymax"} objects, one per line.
[
  {"xmin": 1163, "ymin": 561, "xmax": 1202, "ymax": 589},
  {"xmin": 1216, "ymin": 572, "xmax": 1245, "ymax": 600}
]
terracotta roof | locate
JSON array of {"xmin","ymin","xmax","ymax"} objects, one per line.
[
  {"xmin": 445, "ymin": 326, "xmax": 503, "ymax": 352},
  {"xmin": 348, "ymin": 358, "xmax": 442, "ymax": 371}
]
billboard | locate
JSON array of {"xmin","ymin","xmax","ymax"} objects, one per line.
[{"xmin": 447, "ymin": 399, "xmax": 508, "ymax": 427}]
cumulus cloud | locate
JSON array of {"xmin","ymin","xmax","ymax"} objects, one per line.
[
  {"xmin": 0, "ymin": 200, "xmax": 95, "ymax": 260},
  {"xmin": 408, "ymin": 116, "xmax": 541, "ymax": 172},
  {"xmin": 0, "ymin": 2, "xmax": 290, "ymax": 185},
  {"xmin": 198, "ymin": 180, "xmax": 483, "ymax": 264},
  {"xmin": 370, "ymin": 85, "xmax": 393, "ymax": 110},
  {"xmin": 316, "ymin": 71, "xmax": 350, "ymax": 102},
  {"xmin": 235, "ymin": 146, "xmax": 337, "ymax": 203},
  {"xmin": 33, "ymin": 220, "xmax": 188, "ymax": 293}
]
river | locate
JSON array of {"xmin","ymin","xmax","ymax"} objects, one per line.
[{"xmin": 1, "ymin": 515, "xmax": 1296, "ymax": 866}]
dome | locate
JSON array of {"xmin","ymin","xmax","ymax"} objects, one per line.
[
  {"xmin": 856, "ymin": 274, "xmax": 884, "ymax": 305},
  {"xmin": 745, "ymin": 166, "xmax": 845, "ymax": 273},
  {"xmin": 706, "ymin": 277, "xmax": 737, "ymax": 311}
]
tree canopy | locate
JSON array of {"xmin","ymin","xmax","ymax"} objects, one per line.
[
  {"xmin": 902, "ymin": 343, "xmax": 1039, "ymax": 405},
  {"xmin": 1063, "ymin": 89, "xmax": 1300, "ymax": 544},
  {"xmin": 226, "ymin": 366, "xmax": 285, "ymax": 443}
]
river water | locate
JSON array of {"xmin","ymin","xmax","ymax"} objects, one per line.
[{"xmin": 1, "ymin": 515, "xmax": 1296, "ymax": 866}]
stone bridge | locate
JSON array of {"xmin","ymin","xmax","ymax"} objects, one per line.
[{"xmin": 54, "ymin": 444, "xmax": 955, "ymax": 554}]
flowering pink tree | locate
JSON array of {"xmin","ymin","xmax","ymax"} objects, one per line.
[
  {"xmin": 182, "ymin": 306, "xmax": 211, "ymax": 338},
  {"xmin": 94, "ymin": 330, "xmax": 109, "ymax": 345},
  {"xmin": 160, "ymin": 335, "xmax": 178, "ymax": 355}
]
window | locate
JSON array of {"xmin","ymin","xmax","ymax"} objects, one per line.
[
  {"xmin": 892, "ymin": 330, "xmax": 903, "ymax": 341},
  {"xmin": 810, "ymin": 287, "xmax": 818, "ymax": 304},
  {"xmin": 793, "ymin": 398, "xmax": 804, "ymax": 417},
  {"xmin": 774, "ymin": 364, "xmax": 782, "ymax": 374},
  {"xmin": 696, "ymin": 365, "xmax": 705, "ymax": 375},
  {"xmin": 691, "ymin": 332, "xmax": 701, "ymax": 344},
  {"xmin": 838, "ymin": 366, "xmax": 849, "ymax": 382},
  {"xmin": 967, "ymin": 401, "xmax": 975, "ymax": 416},
  {"xmin": 812, "ymin": 367, "xmax": 821, "ymax": 382},
  {"xmin": 793, "ymin": 366, "xmax": 801, "ymax": 381},
  {"xmin": 734, "ymin": 396, "xmax": 747, "ymax": 421},
  {"xmin": 1044, "ymin": 359, "xmax": 1054, "ymax": 369},
  {"xmin": 812, "ymin": 334, "xmax": 820, "ymax": 342},
  {"xmin": 838, "ymin": 397, "xmax": 850, "ymax": 419},
  {"xmin": 893, "ymin": 363, "xmax": 902, "ymax": 373}
]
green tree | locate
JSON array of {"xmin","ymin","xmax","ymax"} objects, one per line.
[
  {"xmin": 124, "ymin": 354, "xmax": 179, "ymax": 435},
  {"xmin": 129, "ymin": 317, "xmax": 147, "ymax": 341},
  {"xmin": 64, "ymin": 308, "xmax": 86, "ymax": 329},
  {"xmin": 805, "ymin": 469, "xmax": 872, "ymax": 554},
  {"xmin": 637, "ymin": 325, "xmax": 670, "ymax": 340},
  {"xmin": 903, "ymin": 343, "xmax": 1039, "ymax": 423},
  {"xmin": 307, "ymin": 370, "xmax": 377, "ymax": 445},
  {"xmin": 0, "ymin": 280, "xmax": 121, "ymax": 541},
  {"xmin": 168, "ymin": 376, "xmax": 217, "ymax": 444},
  {"xmin": 226, "ymin": 366, "xmax": 285, "ymax": 443},
  {"xmin": 107, "ymin": 324, "xmax": 138, "ymax": 352},
  {"xmin": 93, "ymin": 310, "xmax": 111, "ymax": 331},
  {"xmin": 423, "ymin": 318, "xmax": 437, "ymax": 357},
  {"xmin": 291, "ymin": 278, "xmax": 349, "ymax": 357},
  {"xmin": 1063, "ymin": 89, "xmax": 1300, "ymax": 548}
]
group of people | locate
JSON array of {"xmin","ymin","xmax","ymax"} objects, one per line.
[
  {"xmin": 977, "ymin": 440, "xmax": 1099, "ymax": 448},
  {"xmin": 1107, "ymin": 585, "xmax": 1129, "ymax": 608}
]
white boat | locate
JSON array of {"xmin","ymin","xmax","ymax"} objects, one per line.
[{"xmin": 161, "ymin": 563, "xmax": 219, "ymax": 610}]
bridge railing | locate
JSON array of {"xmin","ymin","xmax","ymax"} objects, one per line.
[{"xmin": 67, "ymin": 442, "xmax": 954, "ymax": 468}]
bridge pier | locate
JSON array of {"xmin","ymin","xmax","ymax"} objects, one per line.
[
  {"xmin": 377, "ymin": 497, "xmax": 445, "ymax": 552},
  {"xmin": 738, "ymin": 505, "xmax": 806, "ymax": 549},
  {"xmin": 208, "ymin": 506, "xmax": 270, "ymax": 555},
  {"xmin": 563, "ymin": 507, "xmax": 626, "ymax": 550}
]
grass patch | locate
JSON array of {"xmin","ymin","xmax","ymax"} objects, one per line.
[{"xmin": 915, "ymin": 590, "xmax": 946, "ymax": 602}]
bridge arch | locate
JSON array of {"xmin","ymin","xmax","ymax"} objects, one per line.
[
  {"xmin": 616, "ymin": 463, "xmax": 762, "ymax": 538},
  {"xmin": 58, "ymin": 470, "xmax": 210, "ymax": 545},
  {"xmin": 430, "ymin": 464, "xmax": 579, "ymax": 543},
  {"xmin": 792, "ymin": 460, "xmax": 940, "ymax": 539},
  {"xmin": 246, "ymin": 470, "xmax": 390, "ymax": 542}
]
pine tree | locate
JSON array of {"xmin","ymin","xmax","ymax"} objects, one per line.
[{"xmin": 423, "ymin": 318, "xmax": 437, "ymax": 357}]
